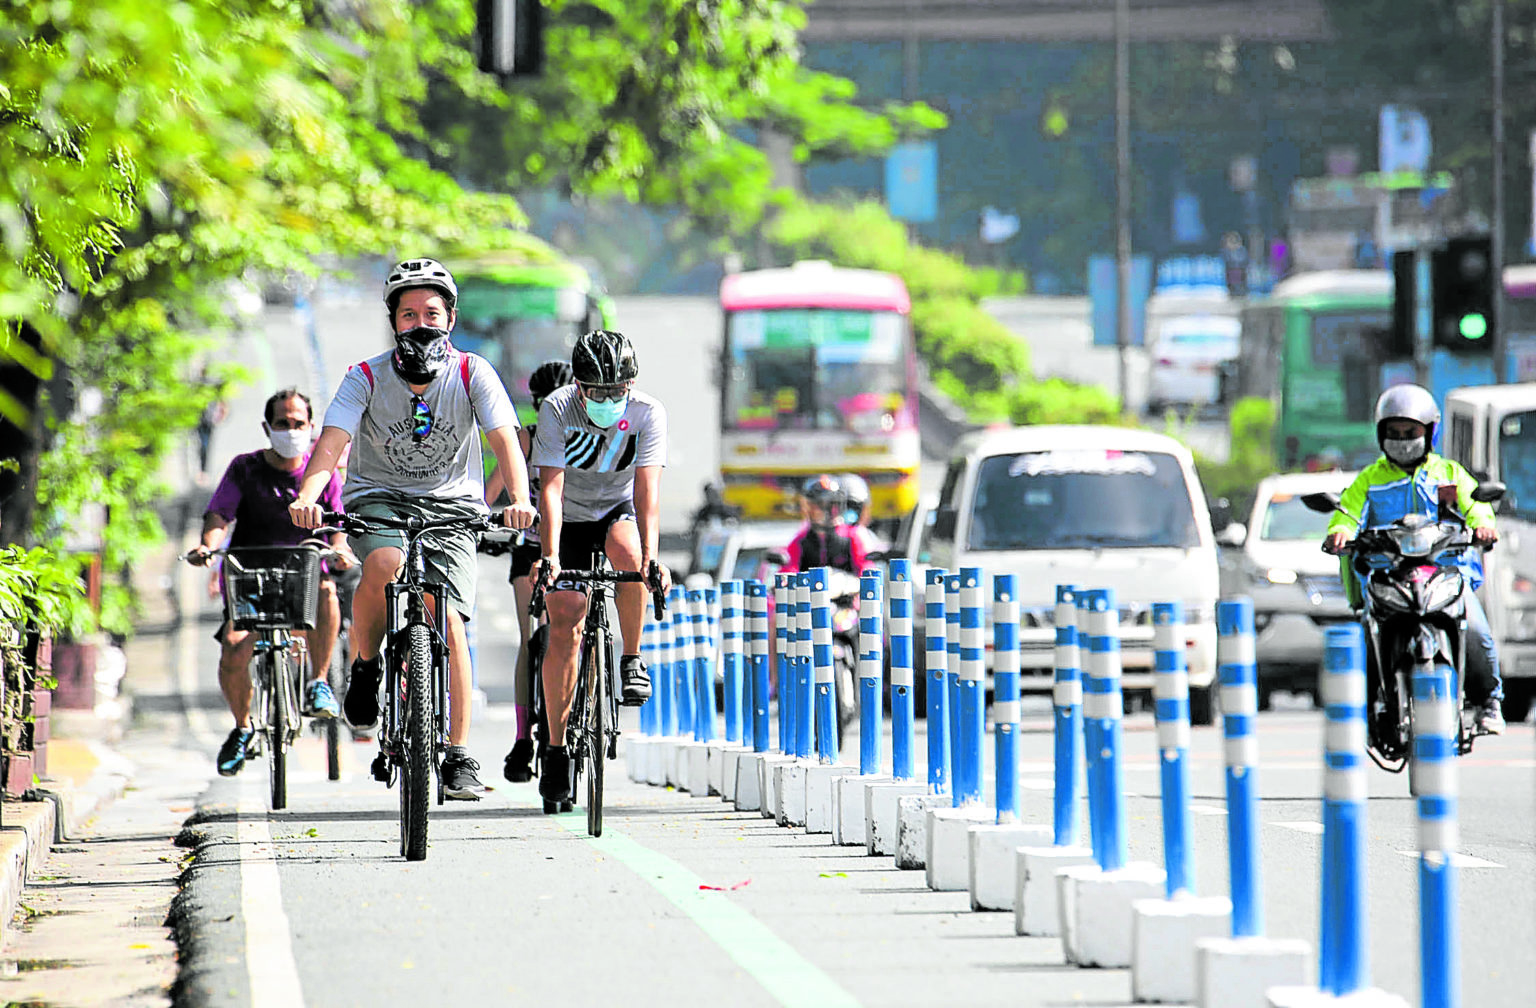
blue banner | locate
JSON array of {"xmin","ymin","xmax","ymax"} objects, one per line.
[
  {"xmin": 1088, "ymin": 254, "xmax": 1152, "ymax": 347},
  {"xmin": 885, "ymin": 142, "xmax": 938, "ymax": 223}
]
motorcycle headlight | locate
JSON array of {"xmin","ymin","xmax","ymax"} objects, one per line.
[
  {"xmin": 1264, "ymin": 567, "xmax": 1298, "ymax": 585},
  {"xmin": 1368, "ymin": 578, "xmax": 1412, "ymax": 611},
  {"xmin": 1394, "ymin": 524, "xmax": 1440, "ymax": 557},
  {"xmin": 1421, "ymin": 571, "xmax": 1463, "ymax": 613}
]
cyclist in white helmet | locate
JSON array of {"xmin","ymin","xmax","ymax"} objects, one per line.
[{"xmin": 290, "ymin": 258, "xmax": 538, "ymax": 798}]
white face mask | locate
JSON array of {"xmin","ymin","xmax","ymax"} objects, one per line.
[
  {"xmin": 268, "ymin": 428, "xmax": 311, "ymax": 459},
  {"xmin": 1383, "ymin": 437, "xmax": 1426, "ymax": 466}
]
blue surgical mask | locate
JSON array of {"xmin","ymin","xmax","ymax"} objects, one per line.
[{"xmin": 584, "ymin": 395, "xmax": 628, "ymax": 428}]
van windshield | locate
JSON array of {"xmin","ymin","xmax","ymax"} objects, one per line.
[{"xmin": 969, "ymin": 450, "xmax": 1201, "ymax": 551}]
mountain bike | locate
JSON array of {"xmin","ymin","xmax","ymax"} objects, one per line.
[
  {"xmin": 192, "ymin": 542, "xmax": 329, "ymax": 810},
  {"xmin": 321, "ymin": 509, "xmax": 495, "ymax": 861},
  {"xmin": 530, "ymin": 554, "xmax": 666, "ymax": 835}
]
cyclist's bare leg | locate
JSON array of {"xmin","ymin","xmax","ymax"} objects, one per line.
[
  {"xmin": 351, "ymin": 547, "xmax": 405, "ymax": 661},
  {"xmin": 217, "ymin": 625, "xmax": 256, "ymax": 726},
  {"xmin": 512, "ymin": 575, "xmax": 536, "ymax": 740},
  {"xmin": 606, "ymin": 519, "xmax": 644, "ymax": 658},
  {"xmin": 302, "ymin": 578, "xmax": 340, "ymax": 682},
  {"xmin": 422, "ymin": 593, "xmax": 474, "ymax": 746},
  {"xmin": 541, "ymin": 590, "xmax": 588, "ymax": 743}
]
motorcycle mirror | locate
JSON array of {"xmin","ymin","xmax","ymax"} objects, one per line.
[
  {"xmin": 1300, "ymin": 491, "xmax": 1340, "ymax": 514},
  {"xmin": 865, "ymin": 549, "xmax": 891, "ymax": 563},
  {"xmin": 1471, "ymin": 481, "xmax": 1506, "ymax": 504},
  {"xmin": 764, "ymin": 548, "xmax": 790, "ymax": 567}
]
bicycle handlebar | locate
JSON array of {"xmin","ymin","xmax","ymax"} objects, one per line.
[{"xmin": 528, "ymin": 559, "xmax": 667, "ymax": 621}]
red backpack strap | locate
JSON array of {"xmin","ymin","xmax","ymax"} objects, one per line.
[
  {"xmin": 356, "ymin": 360, "xmax": 376, "ymax": 391},
  {"xmin": 459, "ymin": 352, "xmax": 472, "ymax": 395}
]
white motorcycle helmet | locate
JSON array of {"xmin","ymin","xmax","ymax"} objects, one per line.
[{"xmin": 1374, "ymin": 383, "xmax": 1439, "ymax": 468}]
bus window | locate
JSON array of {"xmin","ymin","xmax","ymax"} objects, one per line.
[{"xmin": 1311, "ymin": 310, "xmax": 1389, "ymax": 422}]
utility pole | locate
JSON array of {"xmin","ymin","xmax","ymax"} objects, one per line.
[
  {"xmin": 1114, "ymin": 0, "xmax": 1132, "ymax": 408},
  {"xmin": 1492, "ymin": 0, "xmax": 1508, "ymax": 381}
]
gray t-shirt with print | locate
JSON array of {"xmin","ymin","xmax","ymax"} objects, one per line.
[
  {"xmin": 323, "ymin": 348, "xmax": 519, "ymax": 510},
  {"xmin": 530, "ymin": 385, "xmax": 667, "ymax": 522}
]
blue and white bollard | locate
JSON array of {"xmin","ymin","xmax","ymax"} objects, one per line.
[
  {"xmin": 639, "ymin": 616, "xmax": 659, "ymax": 737},
  {"xmin": 689, "ymin": 588, "xmax": 717, "ymax": 744},
  {"xmin": 858, "ymin": 570, "xmax": 883, "ymax": 776},
  {"xmin": 810, "ymin": 567, "xmax": 839, "ymax": 765},
  {"xmin": 794, "ymin": 572, "xmax": 815, "ymax": 760},
  {"xmin": 1083, "ymin": 588, "xmax": 1128, "ymax": 872},
  {"xmin": 954, "ymin": 568, "xmax": 986, "ymax": 807},
  {"xmin": 720, "ymin": 581, "xmax": 744, "ymax": 745},
  {"xmin": 670, "ymin": 587, "xmax": 692, "ymax": 741},
  {"xmin": 992, "ymin": 574, "xmax": 1021, "ymax": 823},
  {"xmin": 1053, "ymin": 584, "xmax": 1084, "ymax": 847},
  {"xmin": 945, "ymin": 572, "xmax": 963, "ymax": 792},
  {"xmin": 1414, "ymin": 660, "xmax": 1459, "ymax": 1008},
  {"xmin": 748, "ymin": 580, "xmax": 771, "ymax": 754},
  {"xmin": 924, "ymin": 568, "xmax": 951, "ymax": 794},
  {"xmin": 888, "ymin": 560, "xmax": 916, "ymax": 781},
  {"xmin": 775, "ymin": 573, "xmax": 793, "ymax": 755},
  {"xmin": 1323, "ymin": 624, "xmax": 1371, "ymax": 996},
  {"xmin": 1218, "ymin": 598, "xmax": 1263, "ymax": 938},
  {"xmin": 1153, "ymin": 601, "xmax": 1195, "ymax": 897}
]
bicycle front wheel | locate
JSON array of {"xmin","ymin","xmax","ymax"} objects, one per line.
[
  {"xmin": 584, "ymin": 627, "xmax": 608, "ymax": 837},
  {"xmin": 268, "ymin": 651, "xmax": 289, "ymax": 811},
  {"xmin": 403, "ymin": 622, "xmax": 433, "ymax": 861}
]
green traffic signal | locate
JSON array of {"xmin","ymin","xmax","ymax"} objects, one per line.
[{"xmin": 1459, "ymin": 313, "xmax": 1488, "ymax": 340}]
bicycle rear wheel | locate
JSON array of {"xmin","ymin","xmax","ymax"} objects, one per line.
[
  {"xmin": 403, "ymin": 622, "xmax": 433, "ymax": 861},
  {"xmin": 325, "ymin": 629, "xmax": 347, "ymax": 782},
  {"xmin": 585, "ymin": 627, "xmax": 608, "ymax": 837},
  {"xmin": 268, "ymin": 651, "xmax": 290, "ymax": 811}
]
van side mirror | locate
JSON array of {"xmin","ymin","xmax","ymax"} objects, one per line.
[
  {"xmin": 1471, "ymin": 481, "xmax": 1506, "ymax": 504},
  {"xmin": 765, "ymin": 548, "xmax": 790, "ymax": 567},
  {"xmin": 1300, "ymin": 491, "xmax": 1340, "ymax": 514},
  {"xmin": 1216, "ymin": 523, "xmax": 1247, "ymax": 548}
]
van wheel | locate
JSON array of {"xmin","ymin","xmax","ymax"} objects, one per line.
[{"xmin": 1188, "ymin": 684, "xmax": 1216, "ymax": 726}]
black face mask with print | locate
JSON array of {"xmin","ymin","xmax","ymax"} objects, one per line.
[{"xmin": 391, "ymin": 325, "xmax": 451, "ymax": 384}]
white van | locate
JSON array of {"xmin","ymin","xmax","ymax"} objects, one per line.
[{"xmin": 922, "ymin": 425, "xmax": 1220, "ymax": 722}]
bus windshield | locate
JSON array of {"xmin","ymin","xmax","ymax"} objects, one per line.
[
  {"xmin": 967, "ymin": 450, "xmax": 1200, "ymax": 551},
  {"xmin": 724, "ymin": 308, "xmax": 908, "ymax": 432},
  {"xmin": 455, "ymin": 281, "xmax": 588, "ymax": 398},
  {"xmin": 1499, "ymin": 409, "xmax": 1536, "ymax": 521}
]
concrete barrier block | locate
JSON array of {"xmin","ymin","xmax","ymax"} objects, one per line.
[
  {"xmin": 719, "ymin": 746, "xmax": 742, "ymax": 801},
  {"xmin": 1196, "ymin": 936, "xmax": 1311, "ymax": 1008},
  {"xmin": 804, "ymin": 763, "xmax": 856, "ymax": 834},
  {"xmin": 1057, "ymin": 861, "xmax": 1165, "ymax": 968},
  {"xmin": 833, "ymin": 774, "xmax": 887, "ymax": 846},
  {"xmin": 682, "ymin": 742, "xmax": 711, "ymax": 795},
  {"xmin": 1130, "ymin": 895, "xmax": 1232, "ymax": 1004},
  {"xmin": 968, "ymin": 823, "xmax": 1051, "ymax": 910},
  {"xmin": 757, "ymin": 754, "xmax": 797, "ymax": 819},
  {"xmin": 705, "ymin": 741, "xmax": 730, "ymax": 796},
  {"xmin": 623, "ymin": 735, "xmax": 645, "ymax": 781},
  {"xmin": 865, "ymin": 781, "xmax": 927, "ymax": 856},
  {"xmin": 925, "ymin": 805, "xmax": 994, "ymax": 891},
  {"xmin": 1266, "ymin": 987, "xmax": 1410, "ymax": 1007},
  {"xmin": 895, "ymin": 794, "xmax": 951, "ymax": 870},
  {"xmin": 644, "ymin": 737, "xmax": 671, "ymax": 786},
  {"xmin": 775, "ymin": 760, "xmax": 810, "ymax": 827},
  {"xmin": 1015, "ymin": 845, "xmax": 1095, "ymax": 936},
  {"xmin": 734, "ymin": 752, "xmax": 765, "ymax": 810}
]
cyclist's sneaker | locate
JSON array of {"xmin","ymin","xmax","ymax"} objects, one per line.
[
  {"xmin": 303, "ymin": 679, "xmax": 339, "ymax": 719},
  {"xmin": 620, "ymin": 655, "xmax": 651, "ymax": 706},
  {"xmin": 441, "ymin": 747, "xmax": 485, "ymax": 801},
  {"xmin": 343, "ymin": 656, "xmax": 383, "ymax": 729},
  {"xmin": 216, "ymin": 727, "xmax": 254, "ymax": 777},
  {"xmin": 539, "ymin": 745, "xmax": 572, "ymax": 805},
  {"xmin": 503, "ymin": 737, "xmax": 535, "ymax": 784},
  {"xmin": 1477, "ymin": 700, "xmax": 1506, "ymax": 736}
]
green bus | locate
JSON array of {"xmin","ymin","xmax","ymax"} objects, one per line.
[
  {"xmin": 1236, "ymin": 270, "xmax": 1396, "ymax": 470},
  {"xmin": 452, "ymin": 244, "xmax": 616, "ymax": 424}
]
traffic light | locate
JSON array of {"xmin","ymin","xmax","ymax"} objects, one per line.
[
  {"xmin": 476, "ymin": 0, "xmax": 543, "ymax": 78},
  {"xmin": 1387, "ymin": 249, "xmax": 1416, "ymax": 358},
  {"xmin": 1431, "ymin": 235, "xmax": 1495, "ymax": 353}
]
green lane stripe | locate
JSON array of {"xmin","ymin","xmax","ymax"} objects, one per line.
[{"xmin": 557, "ymin": 815, "xmax": 860, "ymax": 1008}]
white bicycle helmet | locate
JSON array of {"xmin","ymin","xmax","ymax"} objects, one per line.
[{"xmin": 383, "ymin": 258, "xmax": 458, "ymax": 311}]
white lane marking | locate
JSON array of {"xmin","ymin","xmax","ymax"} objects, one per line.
[
  {"xmin": 238, "ymin": 776, "xmax": 307, "ymax": 1007},
  {"xmin": 1394, "ymin": 850, "xmax": 1505, "ymax": 869},
  {"xmin": 1189, "ymin": 804, "xmax": 1228, "ymax": 816},
  {"xmin": 1274, "ymin": 821, "xmax": 1326, "ymax": 835}
]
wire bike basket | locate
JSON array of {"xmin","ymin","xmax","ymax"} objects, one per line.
[{"xmin": 222, "ymin": 545, "xmax": 323, "ymax": 630}]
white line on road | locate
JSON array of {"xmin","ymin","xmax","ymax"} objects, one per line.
[
  {"xmin": 1273, "ymin": 821, "xmax": 1325, "ymax": 834},
  {"xmin": 1394, "ymin": 850, "xmax": 1504, "ymax": 869},
  {"xmin": 237, "ymin": 777, "xmax": 307, "ymax": 1008}
]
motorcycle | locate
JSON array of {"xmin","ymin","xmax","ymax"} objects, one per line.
[
  {"xmin": 1301, "ymin": 481, "xmax": 1504, "ymax": 792},
  {"xmin": 824, "ymin": 568, "xmax": 861, "ymax": 746}
]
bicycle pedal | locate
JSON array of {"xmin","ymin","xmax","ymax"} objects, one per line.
[{"xmin": 370, "ymin": 751, "xmax": 391, "ymax": 783}]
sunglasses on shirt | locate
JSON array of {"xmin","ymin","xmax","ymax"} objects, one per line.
[
  {"xmin": 410, "ymin": 394, "xmax": 433, "ymax": 443},
  {"xmin": 579, "ymin": 382, "xmax": 628, "ymax": 403}
]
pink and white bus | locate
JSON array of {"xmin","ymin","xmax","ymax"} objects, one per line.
[{"xmin": 718, "ymin": 260, "xmax": 920, "ymax": 523}]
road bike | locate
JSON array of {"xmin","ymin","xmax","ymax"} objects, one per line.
[
  {"xmin": 192, "ymin": 542, "xmax": 329, "ymax": 810},
  {"xmin": 530, "ymin": 553, "xmax": 666, "ymax": 835},
  {"xmin": 320, "ymin": 509, "xmax": 494, "ymax": 861}
]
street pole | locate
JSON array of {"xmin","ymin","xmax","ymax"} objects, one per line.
[
  {"xmin": 1114, "ymin": 0, "xmax": 1132, "ymax": 408},
  {"xmin": 1492, "ymin": 0, "xmax": 1508, "ymax": 382}
]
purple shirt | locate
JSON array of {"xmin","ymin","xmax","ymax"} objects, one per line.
[{"xmin": 206, "ymin": 450, "xmax": 343, "ymax": 550}]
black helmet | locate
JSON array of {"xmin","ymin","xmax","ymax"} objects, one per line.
[
  {"xmin": 801, "ymin": 474, "xmax": 847, "ymax": 527},
  {"xmin": 571, "ymin": 330, "xmax": 638, "ymax": 385},
  {"xmin": 528, "ymin": 359, "xmax": 574, "ymax": 403}
]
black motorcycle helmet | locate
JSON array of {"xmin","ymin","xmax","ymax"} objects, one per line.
[
  {"xmin": 571, "ymin": 329, "xmax": 638, "ymax": 385},
  {"xmin": 528, "ymin": 359, "xmax": 574, "ymax": 407},
  {"xmin": 801, "ymin": 474, "xmax": 847, "ymax": 530}
]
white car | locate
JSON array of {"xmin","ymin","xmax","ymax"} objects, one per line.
[
  {"xmin": 1146, "ymin": 313, "xmax": 1241, "ymax": 413},
  {"xmin": 1220, "ymin": 470, "xmax": 1359, "ymax": 706}
]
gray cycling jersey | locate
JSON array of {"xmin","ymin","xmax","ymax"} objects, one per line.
[
  {"xmin": 530, "ymin": 385, "xmax": 667, "ymax": 522},
  {"xmin": 323, "ymin": 348, "xmax": 519, "ymax": 509}
]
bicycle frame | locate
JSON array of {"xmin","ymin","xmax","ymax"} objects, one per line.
[{"xmin": 379, "ymin": 564, "xmax": 451, "ymax": 783}]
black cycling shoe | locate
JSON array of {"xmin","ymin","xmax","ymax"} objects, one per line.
[
  {"xmin": 343, "ymin": 656, "xmax": 383, "ymax": 729},
  {"xmin": 441, "ymin": 747, "xmax": 486, "ymax": 801},
  {"xmin": 503, "ymin": 737, "xmax": 535, "ymax": 783},
  {"xmin": 539, "ymin": 745, "xmax": 572, "ymax": 805},
  {"xmin": 620, "ymin": 655, "xmax": 651, "ymax": 706},
  {"xmin": 216, "ymin": 727, "xmax": 254, "ymax": 777}
]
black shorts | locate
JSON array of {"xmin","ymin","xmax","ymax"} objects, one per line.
[
  {"xmin": 552, "ymin": 503, "xmax": 636, "ymax": 592},
  {"xmin": 507, "ymin": 540, "xmax": 541, "ymax": 582}
]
